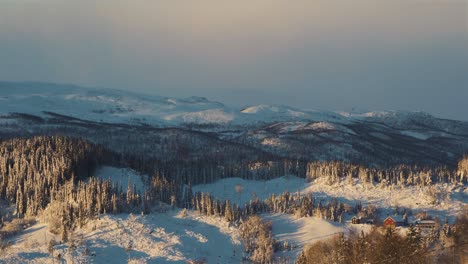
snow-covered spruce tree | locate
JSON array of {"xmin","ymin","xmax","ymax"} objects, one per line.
[
  {"xmin": 457, "ymin": 155, "xmax": 468, "ymax": 183},
  {"xmin": 239, "ymin": 215, "xmax": 274, "ymax": 263},
  {"xmin": 406, "ymin": 224, "xmax": 422, "ymax": 250},
  {"xmin": 305, "ymin": 160, "xmax": 463, "ymax": 186},
  {"xmin": 224, "ymin": 200, "xmax": 233, "ymax": 222}
]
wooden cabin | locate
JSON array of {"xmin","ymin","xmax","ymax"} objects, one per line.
[{"xmin": 384, "ymin": 216, "xmax": 406, "ymax": 228}]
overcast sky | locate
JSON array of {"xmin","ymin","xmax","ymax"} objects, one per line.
[{"xmin": 0, "ymin": 0, "xmax": 467, "ymax": 120}]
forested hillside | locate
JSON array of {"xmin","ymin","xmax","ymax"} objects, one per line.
[
  {"xmin": 0, "ymin": 137, "xmax": 109, "ymax": 217},
  {"xmin": 0, "ymin": 131, "xmax": 466, "ymax": 263}
]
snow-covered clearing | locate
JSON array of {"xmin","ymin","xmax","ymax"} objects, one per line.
[
  {"xmin": 2, "ymin": 211, "xmax": 242, "ymax": 264},
  {"xmin": 193, "ymin": 176, "xmax": 305, "ymax": 205},
  {"xmin": 94, "ymin": 166, "xmax": 146, "ymax": 193}
]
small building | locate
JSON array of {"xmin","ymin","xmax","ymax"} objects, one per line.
[
  {"xmin": 351, "ymin": 216, "xmax": 374, "ymax": 225},
  {"xmin": 415, "ymin": 219, "xmax": 436, "ymax": 229},
  {"xmin": 351, "ymin": 216, "xmax": 361, "ymax": 224},
  {"xmin": 384, "ymin": 216, "xmax": 407, "ymax": 228}
]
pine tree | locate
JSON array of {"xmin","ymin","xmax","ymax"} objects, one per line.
[
  {"xmin": 225, "ymin": 201, "xmax": 233, "ymax": 222},
  {"xmin": 406, "ymin": 224, "xmax": 421, "ymax": 250}
]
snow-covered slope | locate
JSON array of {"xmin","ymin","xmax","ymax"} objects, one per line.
[
  {"xmin": 240, "ymin": 104, "xmax": 345, "ymax": 123},
  {"xmin": 3, "ymin": 211, "xmax": 243, "ymax": 264},
  {"xmin": 264, "ymin": 214, "xmax": 346, "ymax": 259}
]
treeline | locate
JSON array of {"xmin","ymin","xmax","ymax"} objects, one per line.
[
  {"xmin": 124, "ymin": 156, "xmax": 467, "ymax": 191},
  {"xmin": 296, "ymin": 209, "xmax": 468, "ymax": 264},
  {"xmin": 43, "ymin": 174, "xmax": 190, "ymax": 242},
  {"xmin": 0, "ymin": 136, "xmax": 111, "ymax": 218},
  {"xmin": 128, "ymin": 158, "xmax": 307, "ymax": 186},
  {"xmin": 191, "ymin": 191, "xmax": 371, "ymax": 225},
  {"xmin": 306, "ymin": 160, "xmax": 467, "ymax": 186}
]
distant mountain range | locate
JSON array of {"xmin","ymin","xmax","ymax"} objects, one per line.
[{"xmin": 1, "ymin": 81, "xmax": 467, "ymax": 166}]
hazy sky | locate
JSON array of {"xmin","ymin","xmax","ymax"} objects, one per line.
[{"xmin": 1, "ymin": 1, "xmax": 467, "ymax": 120}]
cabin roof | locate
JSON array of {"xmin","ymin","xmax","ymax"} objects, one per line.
[
  {"xmin": 384, "ymin": 215, "xmax": 404, "ymax": 222},
  {"xmin": 417, "ymin": 220, "xmax": 436, "ymax": 224}
]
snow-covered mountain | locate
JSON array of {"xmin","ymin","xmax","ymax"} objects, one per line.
[
  {"xmin": 0, "ymin": 82, "xmax": 236, "ymax": 126},
  {"xmin": 0, "ymin": 82, "xmax": 347, "ymax": 126},
  {"xmin": 1, "ymin": 81, "xmax": 468, "ymax": 166},
  {"xmin": 1, "ymin": 81, "xmax": 465, "ymax": 129}
]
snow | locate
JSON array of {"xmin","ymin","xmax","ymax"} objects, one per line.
[
  {"xmin": 303, "ymin": 178, "xmax": 465, "ymax": 216},
  {"xmin": 401, "ymin": 130, "xmax": 432, "ymax": 140},
  {"xmin": 2, "ymin": 223, "xmax": 60, "ymax": 264},
  {"xmin": 0, "ymin": 82, "xmax": 233, "ymax": 126},
  {"xmin": 2, "ymin": 211, "xmax": 243, "ymax": 264},
  {"xmin": 1, "ymin": 82, "xmax": 464, "ymax": 134},
  {"xmin": 192, "ymin": 176, "xmax": 306, "ymax": 205},
  {"xmin": 264, "ymin": 214, "xmax": 346, "ymax": 259},
  {"xmin": 194, "ymin": 176, "xmax": 466, "ymax": 221},
  {"xmin": 240, "ymin": 105, "xmax": 347, "ymax": 124},
  {"xmin": 0, "ymin": 82, "xmax": 353, "ymax": 127},
  {"xmin": 261, "ymin": 137, "xmax": 285, "ymax": 147},
  {"xmin": 241, "ymin": 105, "xmax": 306, "ymax": 117},
  {"xmin": 307, "ymin": 121, "xmax": 335, "ymax": 130},
  {"xmin": 191, "ymin": 176, "xmax": 467, "ymax": 260},
  {"xmin": 94, "ymin": 166, "xmax": 146, "ymax": 193},
  {"xmin": 3, "ymin": 174, "xmax": 466, "ymax": 263},
  {"xmin": 163, "ymin": 108, "xmax": 235, "ymax": 124}
]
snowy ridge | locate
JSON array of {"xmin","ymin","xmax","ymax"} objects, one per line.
[
  {"xmin": 3, "ymin": 81, "xmax": 463, "ymax": 130},
  {"xmin": 0, "ymin": 82, "xmax": 233, "ymax": 126}
]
